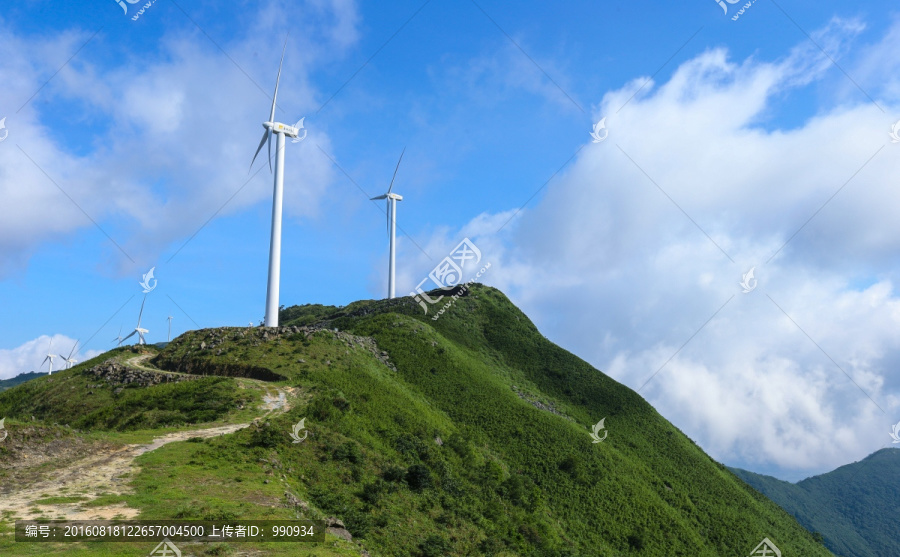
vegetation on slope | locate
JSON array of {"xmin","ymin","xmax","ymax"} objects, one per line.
[
  {"xmin": 731, "ymin": 448, "xmax": 900, "ymax": 557},
  {"xmin": 0, "ymin": 284, "xmax": 835, "ymax": 556},
  {"xmin": 0, "ymin": 347, "xmax": 252, "ymax": 431}
]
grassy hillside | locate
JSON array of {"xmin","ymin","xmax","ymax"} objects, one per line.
[
  {"xmin": 731, "ymin": 448, "xmax": 900, "ymax": 557},
  {"xmin": 0, "ymin": 284, "xmax": 833, "ymax": 556}
]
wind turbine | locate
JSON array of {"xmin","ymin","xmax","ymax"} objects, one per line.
[
  {"xmin": 249, "ymin": 36, "xmax": 301, "ymax": 328},
  {"xmin": 112, "ymin": 326, "xmax": 125, "ymax": 347},
  {"xmin": 167, "ymin": 316, "xmax": 173, "ymax": 342},
  {"xmin": 41, "ymin": 338, "xmax": 57, "ymax": 375},
  {"xmin": 60, "ymin": 341, "xmax": 79, "ymax": 370},
  {"xmin": 121, "ymin": 297, "xmax": 150, "ymax": 345},
  {"xmin": 370, "ymin": 149, "xmax": 405, "ymax": 299}
]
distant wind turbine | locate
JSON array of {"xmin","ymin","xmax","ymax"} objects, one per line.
[
  {"xmin": 121, "ymin": 297, "xmax": 150, "ymax": 345},
  {"xmin": 112, "ymin": 326, "xmax": 125, "ymax": 347},
  {"xmin": 60, "ymin": 341, "xmax": 79, "ymax": 370},
  {"xmin": 167, "ymin": 316, "xmax": 173, "ymax": 342},
  {"xmin": 371, "ymin": 149, "xmax": 405, "ymax": 299},
  {"xmin": 41, "ymin": 338, "xmax": 57, "ymax": 375},
  {"xmin": 248, "ymin": 35, "xmax": 301, "ymax": 328}
]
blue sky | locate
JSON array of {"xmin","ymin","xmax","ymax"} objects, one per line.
[{"xmin": 2, "ymin": 0, "xmax": 900, "ymax": 481}]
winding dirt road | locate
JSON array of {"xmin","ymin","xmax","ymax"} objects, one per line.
[{"xmin": 0, "ymin": 358, "xmax": 292, "ymax": 521}]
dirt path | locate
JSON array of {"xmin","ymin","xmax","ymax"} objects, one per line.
[{"xmin": 0, "ymin": 383, "xmax": 292, "ymax": 522}]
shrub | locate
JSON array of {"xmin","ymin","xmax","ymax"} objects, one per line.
[
  {"xmin": 418, "ymin": 534, "xmax": 450, "ymax": 557},
  {"xmin": 406, "ymin": 464, "xmax": 432, "ymax": 491},
  {"xmin": 333, "ymin": 441, "xmax": 364, "ymax": 464}
]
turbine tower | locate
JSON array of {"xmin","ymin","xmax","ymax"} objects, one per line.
[
  {"xmin": 167, "ymin": 316, "xmax": 173, "ymax": 342},
  {"xmin": 61, "ymin": 341, "xmax": 79, "ymax": 370},
  {"xmin": 122, "ymin": 297, "xmax": 150, "ymax": 345},
  {"xmin": 370, "ymin": 149, "xmax": 405, "ymax": 299},
  {"xmin": 41, "ymin": 338, "xmax": 57, "ymax": 375},
  {"xmin": 249, "ymin": 36, "xmax": 301, "ymax": 328}
]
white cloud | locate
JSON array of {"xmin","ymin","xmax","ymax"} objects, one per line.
[
  {"xmin": 0, "ymin": 0, "xmax": 360, "ymax": 277},
  {"xmin": 0, "ymin": 335, "xmax": 101, "ymax": 380},
  {"xmin": 399, "ymin": 17, "xmax": 900, "ymax": 478}
]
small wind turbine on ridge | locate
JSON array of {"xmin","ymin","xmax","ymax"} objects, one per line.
[
  {"xmin": 60, "ymin": 341, "xmax": 79, "ymax": 370},
  {"xmin": 167, "ymin": 316, "xmax": 173, "ymax": 342},
  {"xmin": 112, "ymin": 326, "xmax": 125, "ymax": 347},
  {"xmin": 41, "ymin": 338, "xmax": 57, "ymax": 375},
  {"xmin": 248, "ymin": 35, "xmax": 301, "ymax": 328},
  {"xmin": 370, "ymin": 148, "xmax": 405, "ymax": 299},
  {"xmin": 121, "ymin": 297, "xmax": 149, "ymax": 345}
]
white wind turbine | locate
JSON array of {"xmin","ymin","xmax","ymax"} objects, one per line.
[
  {"xmin": 112, "ymin": 326, "xmax": 125, "ymax": 347},
  {"xmin": 167, "ymin": 316, "xmax": 173, "ymax": 342},
  {"xmin": 41, "ymin": 338, "xmax": 57, "ymax": 375},
  {"xmin": 60, "ymin": 341, "xmax": 79, "ymax": 370},
  {"xmin": 370, "ymin": 149, "xmax": 405, "ymax": 299},
  {"xmin": 121, "ymin": 297, "xmax": 150, "ymax": 345},
  {"xmin": 249, "ymin": 36, "xmax": 302, "ymax": 328}
]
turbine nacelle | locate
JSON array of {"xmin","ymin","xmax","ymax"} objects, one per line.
[
  {"xmin": 370, "ymin": 192, "xmax": 403, "ymax": 201},
  {"xmin": 263, "ymin": 121, "xmax": 301, "ymax": 139}
]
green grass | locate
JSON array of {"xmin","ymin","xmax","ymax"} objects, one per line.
[
  {"xmin": 0, "ymin": 284, "xmax": 835, "ymax": 556},
  {"xmin": 731, "ymin": 448, "xmax": 900, "ymax": 557},
  {"xmin": 0, "ymin": 348, "xmax": 254, "ymax": 432}
]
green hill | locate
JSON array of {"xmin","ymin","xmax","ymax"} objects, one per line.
[
  {"xmin": 0, "ymin": 285, "xmax": 833, "ymax": 556},
  {"xmin": 0, "ymin": 371, "xmax": 47, "ymax": 392},
  {"xmin": 730, "ymin": 448, "xmax": 900, "ymax": 557}
]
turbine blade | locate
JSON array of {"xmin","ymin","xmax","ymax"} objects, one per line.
[
  {"xmin": 269, "ymin": 35, "xmax": 289, "ymax": 124},
  {"xmin": 122, "ymin": 330, "xmax": 136, "ymax": 342},
  {"xmin": 387, "ymin": 147, "xmax": 405, "ymax": 194},
  {"xmin": 267, "ymin": 129, "xmax": 273, "ymax": 172},
  {"xmin": 67, "ymin": 341, "xmax": 78, "ymax": 359},
  {"xmin": 370, "ymin": 194, "xmax": 387, "ymax": 200},
  {"xmin": 250, "ymin": 129, "xmax": 269, "ymax": 172},
  {"xmin": 386, "ymin": 199, "xmax": 390, "ymax": 236},
  {"xmin": 137, "ymin": 297, "xmax": 146, "ymax": 328}
]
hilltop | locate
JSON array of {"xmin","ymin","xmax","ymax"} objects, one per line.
[
  {"xmin": 0, "ymin": 284, "xmax": 833, "ymax": 556},
  {"xmin": 731, "ymin": 448, "xmax": 900, "ymax": 557}
]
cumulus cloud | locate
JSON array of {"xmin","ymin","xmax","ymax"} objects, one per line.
[
  {"xmin": 0, "ymin": 0, "xmax": 360, "ymax": 277},
  {"xmin": 396, "ymin": 17, "xmax": 900, "ymax": 478},
  {"xmin": 0, "ymin": 335, "xmax": 101, "ymax": 380}
]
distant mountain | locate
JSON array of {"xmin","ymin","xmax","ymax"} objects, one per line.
[
  {"xmin": 0, "ymin": 371, "xmax": 47, "ymax": 392},
  {"xmin": 731, "ymin": 448, "xmax": 900, "ymax": 557}
]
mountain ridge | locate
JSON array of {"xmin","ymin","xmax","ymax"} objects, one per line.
[
  {"xmin": 0, "ymin": 284, "xmax": 834, "ymax": 556},
  {"xmin": 730, "ymin": 447, "xmax": 900, "ymax": 557}
]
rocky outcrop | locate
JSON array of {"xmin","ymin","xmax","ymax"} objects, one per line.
[
  {"xmin": 325, "ymin": 517, "xmax": 353, "ymax": 542},
  {"xmin": 87, "ymin": 362, "xmax": 192, "ymax": 389}
]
